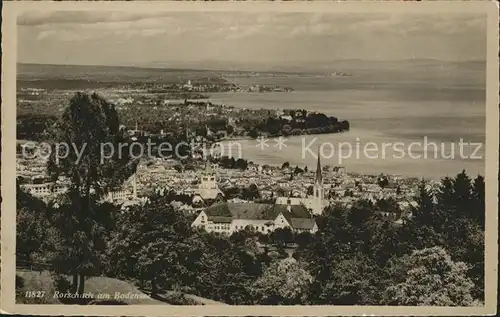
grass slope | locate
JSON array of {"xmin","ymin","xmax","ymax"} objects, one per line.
[
  {"xmin": 16, "ymin": 270, "xmax": 228, "ymax": 305},
  {"xmin": 16, "ymin": 270, "xmax": 169, "ymax": 305}
]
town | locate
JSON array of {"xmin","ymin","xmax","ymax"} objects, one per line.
[
  {"xmin": 18, "ymin": 125, "xmax": 430, "ymax": 235},
  {"xmin": 18, "ymin": 83, "xmax": 340, "ymax": 142}
]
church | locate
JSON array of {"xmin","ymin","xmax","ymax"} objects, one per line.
[
  {"xmin": 191, "ymin": 156, "xmax": 324, "ymax": 235},
  {"xmin": 275, "ymin": 154, "xmax": 329, "ymax": 215},
  {"xmin": 192, "ymin": 162, "xmax": 225, "ymax": 207}
]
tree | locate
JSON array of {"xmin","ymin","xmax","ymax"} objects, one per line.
[
  {"xmin": 298, "ymin": 201, "xmax": 408, "ymax": 305},
  {"xmin": 248, "ymin": 128, "xmax": 259, "ymax": 139},
  {"xmin": 294, "ymin": 231, "xmax": 313, "ymax": 248},
  {"xmin": 396, "ymin": 185, "xmax": 401, "ymax": 195},
  {"xmin": 51, "ymin": 196, "xmax": 117, "ymax": 297},
  {"xmin": 373, "ymin": 199, "xmax": 402, "ymax": 234},
  {"xmin": 471, "ymin": 175, "xmax": 485, "ymax": 229},
  {"xmin": 269, "ymin": 227, "xmax": 294, "ymax": 248},
  {"xmin": 109, "ymin": 195, "xmax": 197, "ymax": 297},
  {"xmin": 235, "ymin": 158, "xmax": 248, "ymax": 170},
  {"xmin": 16, "ymin": 185, "xmax": 58, "ymax": 264},
  {"xmin": 282, "ymin": 124, "xmax": 292, "ymax": 136},
  {"xmin": 241, "ymin": 184, "xmax": 260, "ymax": 201},
  {"xmin": 383, "ymin": 246, "xmax": 476, "ymax": 306},
  {"xmin": 468, "ymin": 175, "xmax": 485, "ymax": 299},
  {"xmin": 407, "ymin": 180, "xmax": 445, "ymax": 250},
  {"xmin": 281, "ymin": 162, "xmax": 290, "ymax": 170},
  {"xmin": 219, "ymin": 156, "xmax": 236, "ymax": 169},
  {"xmin": 407, "ymin": 173, "xmax": 485, "ymax": 301},
  {"xmin": 314, "ymin": 254, "xmax": 381, "ymax": 305},
  {"xmin": 376, "ymin": 197, "xmax": 401, "ymax": 215},
  {"xmin": 293, "ymin": 166, "xmax": 304, "ymax": 175},
  {"xmin": 377, "ymin": 175, "xmax": 389, "ymax": 188},
  {"xmin": 433, "ymin": 172, "xmax": 484, "ymax": 298},
  {"xmin": 195, "ymin": 232, "xmax": 262, "ymax": 304},
  {"xmin": 46, "ymin": 92, "xmax": 136, "ymax": 295},
  {"xmin": 306, "ymin": 185, "xmax": 314, "ymax": 196},
  {"xmin": 251, "ymin": 258, "xmax": 313, "ymax": 304},
  {"xmin": 223, "ymin": 187, "xmax": 242, "ymax": 200}
]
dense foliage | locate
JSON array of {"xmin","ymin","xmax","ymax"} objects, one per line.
[
  {"xmin": 16, "ymin": 92, "xmax": 485, "ymax": 306},
  {"xmin": 17, "ymin": 170, "xmax": 485, "ymax": 305},
  {"xmin": 45, "ymin": 92, "xmax": 136, "ymax": 295},
  {"xmin": 255, "ymin": 112, "xmax": 350, "ymax": 138}
]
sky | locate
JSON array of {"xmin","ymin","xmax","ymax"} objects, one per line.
[{"xmin": 17, "ymin": 11, "xmax": 486, "ymax": 68}]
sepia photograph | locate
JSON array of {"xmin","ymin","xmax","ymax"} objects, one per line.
[{"xmin": 1, "ymin": 1, "xmax": 498, "ymax": 316}]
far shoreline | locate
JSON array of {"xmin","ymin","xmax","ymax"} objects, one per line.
[{"xmin": 214, "ymin": 134, "xmax": 484, "ymax": 182}]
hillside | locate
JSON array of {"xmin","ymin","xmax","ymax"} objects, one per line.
[
  {"xmin": 16, "ymin": 271, "xmax": 168, "ymax": 305},
  {"xmin": 16, "ymin": 270, "xmax": 228, "ymax": 305}
]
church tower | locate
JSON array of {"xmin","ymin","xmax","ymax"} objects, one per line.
[
  {"xmin": 313, "ymin": 150, "xmax": 324, "ymax": 213},
  {"xmin": 194, "ymin": 159, "xmax": 224, "ymax": 205},
  {"xmin": 200, "ymin": 160, "xmax": 217, "ymax": 189}
]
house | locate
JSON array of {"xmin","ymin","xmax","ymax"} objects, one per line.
[
  {"xmin": 259, "ymin": 187, "xmax": 274, "ymax": 199},
  {"xmin": 332, "ymin": 166, "xmax": 347, "ymax": 174},
  {"xmin": 191, "ymin": 202, "xmax": 318, "ymax": 235},
  {"xmin": 183, "ymin": 79, "xmax": 193, "ymax": 90},
  {"xmin": 105, "ymin": 174, "xmax": 138, "ymax": 204},
  {"xmin": 20, "ymin": 182, "xmax": 67, "ymax": 201}
]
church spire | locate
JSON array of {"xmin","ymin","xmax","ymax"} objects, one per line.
[
  {"xmin": 203, "ymin": 158, "xmax": 214, "ymax": 175},
  {"xmin": 315, "ymin": 148, "xmax": 323, "ymax": 185}
]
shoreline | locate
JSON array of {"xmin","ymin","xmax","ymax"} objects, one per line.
[{"xmin": 215, "ymin": 133, "xmax": 484, "ymax": 181}]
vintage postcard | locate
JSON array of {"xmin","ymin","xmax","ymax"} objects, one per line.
[{"xmin": 1, "ymin": 0, "xmax": 498, "ymax": 316}]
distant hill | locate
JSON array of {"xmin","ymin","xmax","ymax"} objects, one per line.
[
  {"xmin": 16, "ymin": 62, "xmax": 326, "ymax": 83},
  {"xmin": 17, "ymin": 59, "xmax": 485, "ymax": 86},
  {"xmin": 17, "ymin": 63, "xmax": 221, "ymax": 82},
  {"xmin": 20, "ymin": 57, "xmax": 485, "ymax": 75}
]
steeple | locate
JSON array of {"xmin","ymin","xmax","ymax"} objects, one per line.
[
  {"xmin": 314, "ymin": 148, "xmax": 323, "ymax": 185},
  {"xmin": 200, "ymin": 159, "xmax": 218, "ymax": 191},
  {"xmin": 203, "ymin": 159, "xmax": 214, "ymax": 175},
  {"xmin": 312, "ymin": 147, "xmax": 325, "ymax": 214}
]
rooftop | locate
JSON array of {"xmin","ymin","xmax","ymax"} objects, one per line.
[{"xmin": 204, "ymin": 202, "xmax": 312, "ymax": 222}]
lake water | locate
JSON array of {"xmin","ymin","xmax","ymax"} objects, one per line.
[{"xmin": 212, "ymin": 62, "xmax": 486, "ymax": 180}]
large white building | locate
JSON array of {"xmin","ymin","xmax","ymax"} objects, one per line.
[
  {"xmin": 20, "ymin": 183, "xmax": 67, "ymax": 201},
  {"xmin": 105, "ymin": 174, "xmax": 138, "ymax": 203},
  {"xmin": 191, "ymin": 154, "xmax": 322, "ymax": 235},
  {"xmin": 275, "ymin": 153, "xmax": 329, "ymax": 215},
  {"xmin": 192, "ymin": 202, "xmax": 318, "ymax": 235}
]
